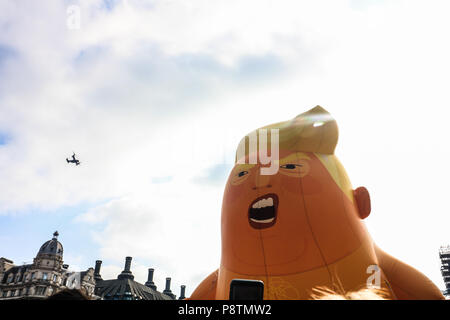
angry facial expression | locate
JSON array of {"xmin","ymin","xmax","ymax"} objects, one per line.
[{"xmin": 221, "ymin": 151, "xmax": 366, "ymax": 275}]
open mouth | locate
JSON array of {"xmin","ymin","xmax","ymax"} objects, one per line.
[{"xmin": 248, "ymin": 193, "xmax": 278, "ymax": 229}]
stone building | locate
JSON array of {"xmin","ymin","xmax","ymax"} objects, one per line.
[{"xmin": 0, "ymin": 231, "xmax": 96, "ymax": 300}]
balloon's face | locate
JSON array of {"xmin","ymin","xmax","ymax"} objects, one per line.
[{"xmin": 221, "ymin": 150, "xmax": 365, "ymax": 275}]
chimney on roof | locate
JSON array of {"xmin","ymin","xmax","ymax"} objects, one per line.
[
  {"xmin": 164, "ymin": 277, "xmax": 171, "ymax": 291},
  {"xmin": 94, "ymin": 260, "xmax": 103, "ymax": 281},
  {"xmin": 124, "ymin": 256, "xmax": 132, "ymax": 272},
  {"xmin": 163, "ymin": 277, "xmax": 176, "ymax": 299},
  {"xmin": 117, "ymin": 256, "xmax": 134, "ymax": 280},
  {"xmin": 145, "ymin": 268, "xmax": 157, "ymax": 290},
  {"xmin": 178, "ymin": 285, "xmax": 186, "ymax": 300}
]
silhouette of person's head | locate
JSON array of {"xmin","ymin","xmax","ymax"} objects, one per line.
[{"xmin": 47, "ymin": 289, "xmax": 90, "ymax": 300}]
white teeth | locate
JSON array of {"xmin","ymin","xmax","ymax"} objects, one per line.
[
  {"xmin": 252, "ymin": 197, "xmax": 274, "ymax": 209},
  {"xmin": 250, "ymin": 218, "xmax": 275, "ymax": 223}
]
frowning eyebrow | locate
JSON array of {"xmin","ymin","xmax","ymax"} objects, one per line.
[
  {"xmin": 279, "ymin": 153, "xmax": 310, "ymax": 164},
  {"xmin": 234, "ymin": 163, "xmax": 256, "ymax": 172}
]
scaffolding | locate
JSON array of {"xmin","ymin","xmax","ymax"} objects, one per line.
[{"xmin": 439, "ymin": 245, "xmax": 450, "ymax": 296}]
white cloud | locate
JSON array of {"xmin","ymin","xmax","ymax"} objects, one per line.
[
  {"xmin": 1, "ymin": 0, "xmax": 450, "ymax": 295},
  {"xmin": 76, "ymin": 181, "xmax": 222, "ymax": 296}
]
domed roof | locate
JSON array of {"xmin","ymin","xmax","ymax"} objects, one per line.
[{"xmin": 37, "ymin": 231, "xmax": 63, "ymax": 257}]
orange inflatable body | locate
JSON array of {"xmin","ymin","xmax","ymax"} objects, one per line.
[{"xmin": 190, "ymin": 106, "xmax": 444, "ymax": 300}]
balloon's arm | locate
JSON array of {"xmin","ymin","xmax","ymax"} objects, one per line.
[
  {"xmin": 187, "ymin": 269, "xmax": 219, "ymax": 300},
  {"xmin": 374, "ymin": 244, "xmax": 445, "ymax": 300}
]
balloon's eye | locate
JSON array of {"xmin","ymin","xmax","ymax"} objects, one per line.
[
  {"xmin": 238, "ymin": 171, "xmax": 248, "ymax": 177},
  {"xmin": 281, "ymin": 164, "xmax": 302, "ymax": 169}
]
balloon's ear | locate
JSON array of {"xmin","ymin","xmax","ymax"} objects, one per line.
[{"xmin": 353, "ymin": 186, "xmax": 371, "ymax": 219}]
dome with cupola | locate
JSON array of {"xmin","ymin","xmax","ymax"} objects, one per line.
[{"xmin": 37, "ymin": 231, "xmax": 63, "ymax": 257}]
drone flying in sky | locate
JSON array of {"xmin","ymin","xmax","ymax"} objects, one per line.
[{"xmin": 66, "ymin": 153, "xmax": 81, "ymax": 166}]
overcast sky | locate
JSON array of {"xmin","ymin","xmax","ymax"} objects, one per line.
[{"xmin": 1, "ymin": 0, "xmax": 450, "ymax": 297}]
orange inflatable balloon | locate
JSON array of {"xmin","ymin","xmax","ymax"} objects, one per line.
[{"xmin": 190, "ymin": 106, "xmax": 444, "ymax": 300}]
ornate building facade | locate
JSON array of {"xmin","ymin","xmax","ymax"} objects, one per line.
[{"xmin": 0, "ymin": 231, "xmax": 96, "ymax": 300}]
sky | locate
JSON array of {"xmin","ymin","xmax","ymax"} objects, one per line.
[{"xmin": 1, "ymin": 0, "xmax": 450, "ymax": 297}]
